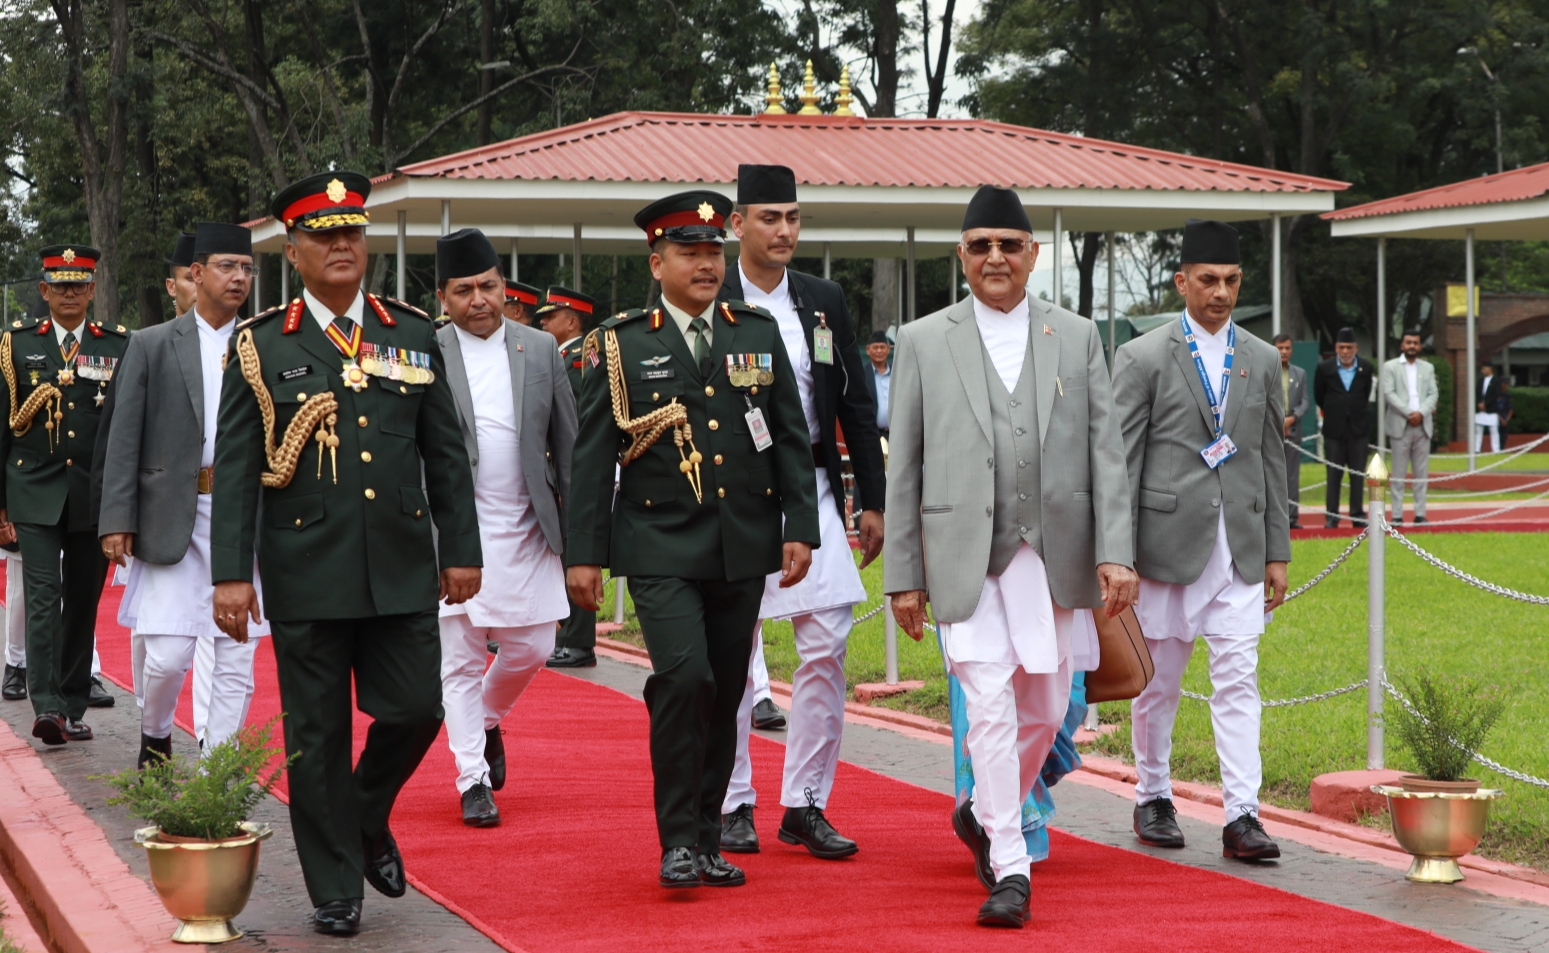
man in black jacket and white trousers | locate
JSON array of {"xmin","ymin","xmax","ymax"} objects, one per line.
[
  {"xmin": 716, "ymin": 164, "xmax": 887, "ymax": 859},
  {"xmin": 1313, "ymin": 327, "xmax": 1376, "ymax": 527}
]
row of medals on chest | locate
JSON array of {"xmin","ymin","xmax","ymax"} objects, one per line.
[
  {"xmin": 338, "ymin": 344, "xmax": 435, "ymax": 392},
  {"xmin": 34, "ymin": 361, "xmax": 112, "ymax": 406}
]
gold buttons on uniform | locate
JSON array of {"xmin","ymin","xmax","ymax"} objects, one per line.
[
  {"xmin": 361, "ymin": 451, "xmax": 372, "ymax": 463},
  {"xmin": 704, "ymin": 386, "xmax": 715, "ymax": 397},
  {"xmin": 66, "ymin": 430, "xmax": 74, "ymax": 438},
  {"xmin": 364, "ymin": 488, "xmax": 376, "ymax": 500},
  {"xmin": 296, "ymin": 393, "xmax": 307, "ymax": 402},
  {"xmin": 652, "ymin": 392, "xmax": 659, "ymax": 401},
  {"xmin": 717, "ymin": 487, "xmax": 726, "ymax": 498},
  {"xmin": 749, "ymin": 386, "xmax": 758, "ymax": 395},
  {"xmin": 644, "ymin": 500, "xmax": 653, "ymax": 507},
  {"xmin": 294, "ymin": 518, "xmax": 302, "ymax": 527},
  {"xmin": 713, "ymin": 454, "xmax": 723, "ymax": 465},
  {"xmin": 415, "ymin": 509, "xmax": 423, "ymax": 518},
  {"xmin": 65, "ymin": 459, "xmax": 73, "ymax": 466},
  {"xmin": 67, "ymin": 402, "xmax": 75, "ymax": 410},
  {"xmin": 765, "ymin": 488, "xmax": 772, "ymax": 496},
  {"xmin": 708, "ymin": 419, "xmax": 719, "ymax": 430},
  {"xmin": 399, "ymin": 385, "xmax": 407, "ymax": 394},
  {"xmin": 358, "ymin": 416, "xmax": 368, "ymax": 427}
]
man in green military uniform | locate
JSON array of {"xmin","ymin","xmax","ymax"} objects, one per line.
[
  {"xmin": 567, "ymin": 191, "xmax": 820, "ymax": 889},
  {"xmin": 539, "ymin": 286, "xmax": 600, "ymax": 669},
  {"xmin": 210, "ymin": 172, "xmax": 482, "ymax": 936},
  {"xmin": 0, "ymin": 245, "xmax": 129, "ymax": 745}
]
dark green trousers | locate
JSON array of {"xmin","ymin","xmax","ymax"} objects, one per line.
[
  {"xmin": 555, "ymin": 596, "xmax": 596, "ymax": 650},
  {"xmin": 17, "ymin": 510, "xmax": 107, "ymax": 720},
  {"xmin": 628, "ymin": 575, "xmax": 762, "ymax": 852},
  {"xmin": 270, "ymin": 612, "xmax": 443, "ymax": 907}
]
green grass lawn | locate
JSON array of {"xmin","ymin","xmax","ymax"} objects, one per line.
[
  {"xmin": 1296, "ymin": 462, "xmax": 1549, "ymax": 504},
  {"xmin": 603, "ymin": 531, "xmax": 1549, "ymax": 868}
]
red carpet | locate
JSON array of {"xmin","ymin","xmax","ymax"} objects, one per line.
[{"xmin": 79, "ymin": 579, "xmax": 1477, "ymax": 953}]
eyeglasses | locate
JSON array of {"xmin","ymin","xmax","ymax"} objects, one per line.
[
  {"xmin": 207, "ymin": 260, "xmax": 256, "ymax": 277},
  {"xmin": 962, "ymin": 238, "xmax": 1028, "ymax": 257}
]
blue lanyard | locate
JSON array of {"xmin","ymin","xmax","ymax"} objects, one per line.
[{"xmin": 1181, "ymin": 312, "xmax": 1234, "ymax": 437}]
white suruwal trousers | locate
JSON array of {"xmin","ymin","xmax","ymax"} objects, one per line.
[
  {"xmin": 723, "ymin": 475, "xmax": 866, "ymax": 813},
  {"xmin": 440, "ymin": 615, "xmax": 556, "ymax": 793},
  {"xmin": 1131, "ymin": 514, "xmax": 1266, "ymax": 823}
]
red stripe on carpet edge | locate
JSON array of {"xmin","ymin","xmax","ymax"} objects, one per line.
[{"xmin": 86, "ymin": 577, "xmax": 1484, "ymax": 953}]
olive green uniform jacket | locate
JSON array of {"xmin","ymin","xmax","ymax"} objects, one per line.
[
  {"xmin": 566, "ymin": 301, "xmax": 820, "ymax": 579},
  {"xmin": 210, "ymin": 295, "xmax": 481, "ymax": 620}
]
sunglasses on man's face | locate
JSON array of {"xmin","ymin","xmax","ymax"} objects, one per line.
[{"xmin": 963, "ymin": 238, "xmax": 1028, "ymax": 257}]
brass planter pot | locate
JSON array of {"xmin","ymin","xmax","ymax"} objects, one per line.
[
  {"xmin": 135, "ymin": 822, "xmax": 273, "ymax": 943},
  {"xmin": 1371, "ymin": 785, "xmax": 1503, "ymax": 883}
]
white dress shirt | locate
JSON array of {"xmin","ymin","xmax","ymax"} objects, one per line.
[
  {"xmin": 739, "ymin": 263, "xmax": 821, "ymax": 443},
  {"xmin": 1181, "ymin": 309, "xmax": 1233, "ymax": 423},
  {"xmin": 1404, "ymin": 359, "xmax": 1421, "ymax": 413},
  {"xmin": 971, "ymin": 294, "xmax": 1031, "ymax": 392},
  {"xmin": 302, "ymin": 288, "xmax": 365, "ymax": 333},
  {"xmin": 196, "ymin": 314, "xmax": 234, "ymax": 468}
]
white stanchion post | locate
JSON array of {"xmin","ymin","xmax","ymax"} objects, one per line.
[
  {"xmin": 1366, "ymin": 452, "xmax": 1388, "ymax": 769},
  {"xmin": 1083, "ymin": 702, "xmax": 1099, "ymax": 731},
  {"xmin": 884, "ymin": 594, "xmax": 898, "ymax": 685},
  {"xmin": 614, "ymin": 576, "xmax": 626, "ymax": 625}
]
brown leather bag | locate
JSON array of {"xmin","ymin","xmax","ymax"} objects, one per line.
[{"xmin": 1086, "ymin": 606, "xmax": 1154, "ymax": 703}]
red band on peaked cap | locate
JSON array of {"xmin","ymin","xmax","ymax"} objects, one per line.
[
  {"xmin": 281, "ymin": 190, "xmax": 367, "ymax": 225},
  {"xmin": 641, "ymin": 208, "xmax": 726, "ymax": 239},
  {"xmin": 43, "ymin": 255, "xmax": 97, "ymax": 269},
  {"xmin": 505, "ymin": 288, "xmax": 539, "ymax": 305},
  {"xmin": 545, "ymin": 293, "xmax": 593, "ymax": 314}
]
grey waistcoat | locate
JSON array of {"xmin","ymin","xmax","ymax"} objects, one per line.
[{"xmin": 983, "ymin": 333, "xmax": 1042, "ymax": 575}]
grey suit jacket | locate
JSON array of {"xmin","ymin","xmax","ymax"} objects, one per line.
[
  {"xmin": 1283, "ymin": 363, "xmax": 1310, "ymax": 441},
  {"xmin": 436, "ymin": 319, "xmax": 576, "ymax": 555},
  {"xmin": 1381, "ymin": 356, "xmax": 1438, "ymax": 439},
  {"xmin": 882, "ymin": 296, "xmax": 1133, "ymax": 623},
  {"xmin": 97, "ymin": 311, "xmax": 211, "ymax": 564},
  {"xmin": 1112, "ymin": 317, "xmax": 1291, "ymax": 587}
]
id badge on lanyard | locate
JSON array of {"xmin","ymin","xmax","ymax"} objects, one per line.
[
  {"xmin": 1182, "ymin": 313, "xmax": 1238, "ymax": 470},
  {"xmin": 812, "ymin": 312, "xmax": 834, "ymax": 365}
]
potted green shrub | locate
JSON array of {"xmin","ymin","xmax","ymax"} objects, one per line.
[
  {"xmin": 1372, "ymin": 671, "xmax": 1506, "ymax": 883},
  {"xmin": 97, "ymin": 718, "xmax": 295, "ymax": 943}
]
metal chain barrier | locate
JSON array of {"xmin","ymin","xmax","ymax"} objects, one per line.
[
  {"xmin": 1182, "ymin": 678, "xmax": 1368, "ymax": 708},
  {"xmin": 1385, "ymin": 524, "xmax": 1549, "ymax": 604},
  {"xmin": 1381, "ymin": 677, "xmax": 1549, "ymax": 790},
  {"xmin": 853, "ymin": 602, "xmax": 885, "ymax": 623},
  {"xmin": 1290, "ymin": 432, "xmax": 1549, "ymax": 483},
  {"xmin": 1283, "ymin": 528, "xmax": 1367, "ymax": 601}
]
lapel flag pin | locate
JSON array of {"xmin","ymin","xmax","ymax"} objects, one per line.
[
  {"xmin": 1043, "ymin": 324, "xmax": 1053, "ymax": 335},
  {"xmin": 1240, "ymin": 368, "xmax": 1248, "ymax": 377}
]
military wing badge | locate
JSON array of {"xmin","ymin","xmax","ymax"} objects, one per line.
[{"xmin": 640, "ymin": 355, "xmax": 671, "ymax": 367}]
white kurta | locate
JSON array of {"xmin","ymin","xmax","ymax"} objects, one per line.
[
  {"xmin": 120, "ymin": 314, "xmax": 269, "ymax": 638},
  {"xmin": 938, "ymin": 544, "xmax": 1098, "ymax": 674},
  {"xmin": 439, "ymin": 323, "xmax": 567, "ymax": 628}
]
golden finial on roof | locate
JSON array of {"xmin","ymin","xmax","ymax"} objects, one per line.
[
  {"xmin": 833, "ymin": 64, "xmax": 855, "ymax": 116},
  {"xmin": 798, "ymin": 60, "xmax": 822, "ymax": 115},
  {"xmin": 763, "ymin": 62, "xmax": 787, "ymax": 115}
]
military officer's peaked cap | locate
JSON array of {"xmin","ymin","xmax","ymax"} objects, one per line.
[
  {"xmin": 194, "ymin": 221, "xmax": 252, "ymax": 258},
  {"xmin": 436, "ymin": 227, "xmax": 501, "ymax": 284},
  {"xmin": 634, "ymin": 190, "xmax": 733, "ymax": 246},
  {"xmin": 271, "ymin": 171, "xmax": 372, "ymax": 232},
  {"xmin": 737, "ymin": 164, "xmax": 797, "ymax": 205},
  {"xmin": 168, "ymin": 231, "xmax": 197, "ymax": 268},
  {"xmin": 1180, "ymin": 219, "xmax": 1240, "ymax": 265},
  {"xmin": 505, "ymin": 280, "xmax": 541, "ymax": 305},
  {"xmin": 962, "ymin": 185, "xmax": 1031, "ymax": 233},
  {"xmin": 535, "ymin": 286, "xmax": 595, "ymax": 317},
  {"xmin": 39, "ymin": 244, "xmax": 100, "ymax": 284}
]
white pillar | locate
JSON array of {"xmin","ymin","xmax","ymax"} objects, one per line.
[
  {"xmin": 823, "ymin": 242, "xmax": 831, "ymax": 281},
  {"xmin": 906, "ymin": 227, "xmax": 916, "ymax": 322},
  {"xmin": 1466, "ymin": 229, "xmax": 1477, "ymax": 472},
  {"xmin": 1105, "ymin": 230, "xmax": 1116, "ymax": 364},
  {"xmin": 280, "ymin": 255, "xmax": 289, "ymax": 302},
  {"xmin": 440, "ymin": 200, "xmax": 451, "ymax": 237},
  {"xmin": 1367, "ymin": 466, "xmax": 1386, "ymax": 769},
  {"xmin": 252, "ymin": 256, "xmax": 263, "ymax": 314},
  {"xmin": 1271, "ymin": 213, "xmax": 1282, "ymax": 337},
  {"xmin": 1376, "ymin": 237, "xmax": 1387, "ymax": 448},
  {"xmin": 573, "ymin": 223, "xmax": 583, "ymax": 292},
  {"xmin": 949, "ymin": 249, "xmax": 958, "ymax": 304},
  {"xmin": 396, "ymin": 210, "xmax": 407, "ymax": 301},
  {"xmin": 883, "ymin": 595, "xmax": 898, "ymax": 685},
  {"xmin": 510, "ymin": 237, "xmax": 519, "ymax": 280},
  {"xmin": 1052, "ymin": 208, "xmax": 1064, "ymax": 307}
]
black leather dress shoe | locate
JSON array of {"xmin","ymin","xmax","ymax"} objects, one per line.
[
  {"xmin": 695, "ymin": 851, "xmax": 746, "ymax": 887},
  {"xmin": 545, "ymin": 646, "xmax": 596, "ymax": 668},
  {"xmin": 779, "ymin": 795, "xmax": 858, "ymax": 860},
  {"xmin": 1324, "ymin": 518, "xmax": 1341, "ymax": 529},
  {"xmin": 1133, "ymin": 798, "xmax": 1185, "ymax": 848},
  {"xmin": 87, "ymin": 676, "xmax": 114, "ymax": 708},
  {"xmin": 751, "ymin": 697, "xmax": 786, "ymax": 730},
  {"xmin": 63, "ymin": 718, "xmax": 93, "ymax": 741},
  {"xmin": 461, "ymin": 783, "xmax": 500, "ymax": 828},
  {"xmin": 1414, "ymin": 516, "xmax": 1428, "ymax": 524},
  {"xmin": 659, "ymin": 847, "xmax": 701, "ymax": 888},
  {"xmin": 313, "ymin": 898, "xmax": 362, "ymax": 935},
  {"xmin": 2, "ymin": 664, "xmax": 25, "ymax": 700},
  {"xmin": 484, "ymin": 727, "xmax": 506, "ymax": 791},
  {"xmin": 32, "ymin": 712, "xmax": 66, "ymax": 746},
  {"xmin": 1288, "ymin": 522, "xmax": 1303, "ymax": 531},
  {"xmin": 720, "ymin": 803, "xmax": 759, "ymax": 853},
  {"xmin": 138, "ymin": 734, "xmax": 172, "ymax": 769},
  {"xmin": 952, "ymin": 798, "xmax": 994, "ymax": 890},
  {"xmin": 1222, "ymin": 812, "xmax": 1281, "ymax": 860},
  {"xmin": 977, "ymin": 874, "xmax": 1030, "ymax": 928},
  {"xmin": 1350, "ymin": 514, "xmax": 1368, "ymax": 528},
  {"xmin": 362, "ymin": 828, "xmax": 406, "ymax": 897}
]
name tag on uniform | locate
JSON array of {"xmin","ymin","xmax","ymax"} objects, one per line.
[
  {"xmin": 1200, "ymin": 434, "xmax": 1237, "ymax": 469},
  {"xmin": 746, "ymin": 406, "xmax": 773, "ymax": 451},
  {"xmin": 812, "ymin": 318, "xmax": 834, "ymax": 365},
  {"xmin": 279, "ymin": 365, "xmax": 313, "ymax": 381},
  {"xmin": 640, "ymin": 369, "xmax": 674, "ymax": 381}
]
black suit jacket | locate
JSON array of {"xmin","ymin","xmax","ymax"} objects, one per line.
[
  {"xmin": 719, "ymin": 268, "xmax": 886, "ymax": 520},
  {"xmin": 1478, "ymin": 374, "xmax": 1505, "ymax": 414},
  {"xmin": 1313, "ymin": 357, "xmax": 1376, "ymax": 440}
]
